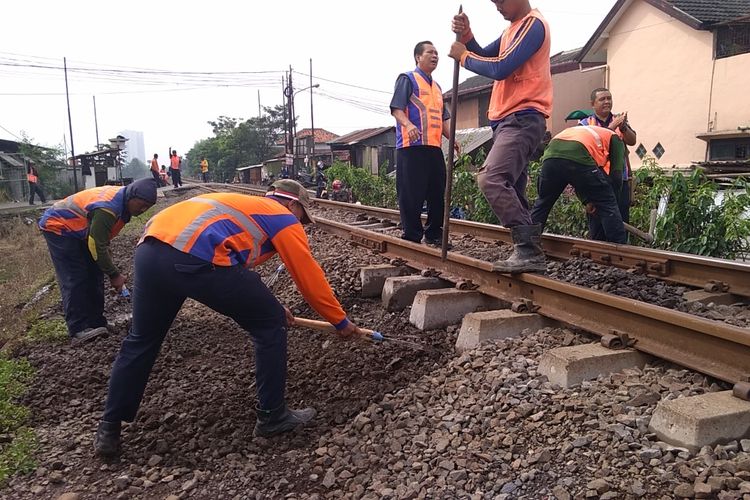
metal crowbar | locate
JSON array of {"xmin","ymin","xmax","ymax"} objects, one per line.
[{"xmin": 293, "ymin": 317, "xmax": 430, "ymax": 352}]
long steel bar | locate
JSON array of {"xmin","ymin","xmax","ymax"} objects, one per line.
[
  {"xmin": 312, "ymin": 198, "xmax": 750, "ymax": 297},
  {"xmin": 315, "ymin": 216, "xmax": 750, "ymax": 384}
]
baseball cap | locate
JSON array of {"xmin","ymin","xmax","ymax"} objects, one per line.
[{"xmin": 267, "ymin": 179, "xmax": 315, "ymax": 224}]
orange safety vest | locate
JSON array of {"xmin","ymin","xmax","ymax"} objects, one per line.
[
  {"xmin": 170, "ymin": 155, "xmax": 180, "ymax": 170},
  {"xmin": 486, "ymin": 9, "xmax": 552, "ymax": 121},
  {"xmin": 554, "ymin": 126, "xmax": 616, "ymax": 174},
  {"xmin": 141, "ymin": 192, "xmax": 348, "ymax": 326},
  {"xmin": 27, "ymin": 172, "xmax": 38, "ymax": 183},
  {"xmin": 200, "ymin": 160, "xmax": 208, "ymax": 173},
  {"xmin": 395, "ymin": 69, "xmax": 444, "ymax": 149},
  {"xmin": 583, "ymin": 115, "xmax": 631, "ymax": 177},
  {"xmin": 38, "ymin": 186, "xmax": 129, "ymax": 239}
]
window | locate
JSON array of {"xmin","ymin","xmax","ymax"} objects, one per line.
[
  {"xmin": 652, "ymin": 142, "xmax": 665, "ymax": 160},
  {"xmin": 715, "ymin": 24, "xmax": 750, "ymax": 59},
  {"xmin": 709, "ymin": 138, "xmax": 750, "ymax": 161},
  {"xmin": 635, "ymin": 144, "xmax": 647, "ymax": 160}
]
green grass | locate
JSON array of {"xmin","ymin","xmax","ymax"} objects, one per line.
[
  {"xmin": 0, "ymin": 427, "xmax": 36, "ymax": 485},
  {"xmin": 0, "ymin": 357, "xmax": 36, "ymax": 485},
  {"xmin": 26, "ymin": 318, "xmax": 67, "ymax": 344}
]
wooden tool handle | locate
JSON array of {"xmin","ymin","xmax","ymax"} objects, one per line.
[
  {"xmin": 623, "ymin": 222, "xmax": 654, "ymax": 243},
  {"xmin": 292, "ymin": 317, "xmax": 376, "ymax": 337}
]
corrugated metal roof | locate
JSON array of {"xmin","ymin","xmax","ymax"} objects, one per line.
[
  {"xmin": 328, "ymin": 126, "xmax": 394, "ymax": 145},
  {"xmin": 236, "ymin": 164, "xmax": 263, "ymax": 171},
  {"xmin": 441, "ymin": 127, "xmax": 493, "ymax": 158},
  {"xmin": 0, "ymin": 152, "xmax": 24, "ymax": 167}
]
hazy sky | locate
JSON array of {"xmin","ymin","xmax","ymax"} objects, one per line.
[{"xmin": 0, "ymin": 0, "xmax": 617, "ymax": 159}]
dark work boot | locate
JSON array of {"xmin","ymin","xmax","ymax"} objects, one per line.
[
  {"xmin": 492, "ymin": 224, "xmax": 547, "ymax": 274},
  {"xmin": 94, "ymin": 420, "xmax": 121, "ymax": 458},
  {"xmin": 254, "ymin": 403, "xmax": 316, "ymax": 437}
]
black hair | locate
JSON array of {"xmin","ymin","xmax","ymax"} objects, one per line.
[
  {"xmin": 590, "ymin": 88, "xmax": 610, "ymax": 102},
  {"xmin": 414, "ymin": 41, "xmax": 435, "ymax": 64}
]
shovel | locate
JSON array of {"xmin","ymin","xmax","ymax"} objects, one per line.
[{"xmin": 293, "ymin": 317, "xmax": 430, "ymax": 352}]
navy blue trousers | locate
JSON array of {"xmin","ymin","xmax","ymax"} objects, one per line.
[
  {"xmin": 103, "ymin": 239, "xmax": 287, "ymax": 423},
  {"xmin": 29, "ymin": 182, "xmax": 46, "ymax": 204},
  {"xmin": 396, "ymin": 145, "xmax": 446, "ymax": 243},
  {"xmin": 531, "ymin": 158, "xmax": 626, "ymax": 244},
  {"xmin": 588, "ymin": 180, "xmax": 630, "ymax": 242},
  {"xmin": 43, "ymin": 231, "xmax": 106, "ymax": 336}
]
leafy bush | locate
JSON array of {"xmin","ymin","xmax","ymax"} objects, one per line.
[{"xmin": 325, "ymin": 161, "xmax": 397, "ymax": 209}]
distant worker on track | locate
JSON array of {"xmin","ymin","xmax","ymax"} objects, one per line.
[
  {"xmin": 38, "ymin": 178, "xmax": 158, "ymax": 344},
  {"xmin": 150, "ymin": 154, "xmax": 160, "ymax": 185},
  {"xmin": 200, "ymin": 157, "xmax": 209, "ymax": 183},
  {"xmin": 169, "ymin": 148, "xmax": 182, "ymax": 188},
  {"xmin": 94, "ymin": 179, "xmax": 364, "ymax": 458},
  {"xmin": 530, "ymin": 125, "xmax": 627, "ymax": 244},
  {"xmin": 27, "ymin": 161, "xmax": 47, "ymax": 205}
]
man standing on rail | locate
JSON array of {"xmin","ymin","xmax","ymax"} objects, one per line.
[
  {"xmin": 94, "ymin": 179, "xmax": 365, "ymax": 458},
  {"xmin": 169, "ymin": 148, "xmax": 182, "ymax": 188},
  {"xmin": 530, "ymin": 125, "xmax": 627, "ymax": 244},
  {"xmin": 579, "ymin": 88, "xmax": 637, "ymax": 241},
  {"xmin": 390, "ymin": 41, "xmax": 455, "ymax": 247},
  {"xmin": 449, "ymin": 0, "xmax": 552, "ymax": 273},
  {"xmin": 38, "ymin": 178, "xmax": 158, "ymax": 344}
]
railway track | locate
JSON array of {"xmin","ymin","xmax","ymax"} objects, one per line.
[{"xmin": 175, "ymin": 181, "xmax": 750, "ymax": 387}]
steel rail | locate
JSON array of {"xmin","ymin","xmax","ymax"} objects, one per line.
[
  {"xmin": 315, "ymin": 215, "xmax": 750, "ymax": 385},
  {"xmin": 311, "ymin": 198, "xmax": 750, "ymax": 298}
]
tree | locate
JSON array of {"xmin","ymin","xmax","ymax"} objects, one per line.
[
  {"xmin": 187, "ymin": 105, "xmax": 288, "ymax": 183},
  {"xmin": 122, "ymin": 158, "xmax": 148, "ymax": 179}
]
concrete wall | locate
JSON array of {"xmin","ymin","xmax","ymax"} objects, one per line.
[
  {"xmin": 709, "ymin": 51, "xmax": 750, "ymax": 133},
  {"xmin": 547, "ymin": 67, "xmax": 607, "ymax": 136},
  {"xmin": 602, "ymin": 0, "xmax": 750, "ymax": 167}
]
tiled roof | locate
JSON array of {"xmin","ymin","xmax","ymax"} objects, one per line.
[
  {"xmin": 295, "ymin": 128, "xmax": 339, "ymax": 143},
  {"xmin": 667, "ymin": 0, "xmax": 750, "ymax": 24}
]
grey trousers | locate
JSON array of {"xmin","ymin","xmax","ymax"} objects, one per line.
[{"xmin": 477, "ymin": 112, "xmax": 546, "ymax": 227}]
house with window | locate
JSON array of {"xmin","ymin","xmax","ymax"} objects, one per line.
[{"xmin": 578, "ymin": 0, "xmax": 750, "ymax": 168}]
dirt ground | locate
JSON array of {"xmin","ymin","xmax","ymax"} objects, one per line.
[{"xmin": 4, "ymin": 193, "xmax": 456, "ymax": 499}]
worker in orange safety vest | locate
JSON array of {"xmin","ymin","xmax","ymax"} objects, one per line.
[{"xmin": 94, "ymin": 179, "xmax": 364, "ymax": 458}]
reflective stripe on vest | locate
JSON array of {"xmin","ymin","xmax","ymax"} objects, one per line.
[
  {"xmin": 396, "ymin": 70, "xmax": 444, "ymax": 149},
  {"xmin": 38, "ymin": 185, "xmax": 126, "ymax": 238},
  {"xmin": 554, "ymin": 125, "xmax": 614, "ymax": 175},
  {"xmin": 172, "ymin": 196, "xmax": 264, "ymax": 262}
]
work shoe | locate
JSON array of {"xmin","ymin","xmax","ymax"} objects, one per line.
[
  {"xmin": 492, "ymin": 224, "xmax": 547, "ymax": 274},
  {"xmin": 423, "ymin": 238, "xmax": 452, "ymax": 250},
  {"xmin": 94, "ymin": 420, "xmax": 121, "ymax": 458},
  {"xmin": 254, "ymin": 403, "xmax": 316, "ymax": 437},
  {"xmin": 71, "ymin": 326, "xmax": 108, "ymax": 345}
]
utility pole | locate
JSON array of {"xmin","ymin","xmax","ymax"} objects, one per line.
[
  {"xmin": 64, "ymin": 57, "xmax": 79, "ymax": 192},
  {"xmin": 309, "ymin": 58, "xmax": 315, "ymax": 167},
  {"xmin": 257, "ymin": 89, "xmax": 262, "ymax": 118},
  {"xmin": 282, "ymin": 75, "xmax": 288, "ymax": 155},
  {"xmin": 93, "ymin": 95, "xmax": 100, "ymax": 149},
  {"xmin": 288, "ymin": 66, "xmax": 296, "ymax": 178}
]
